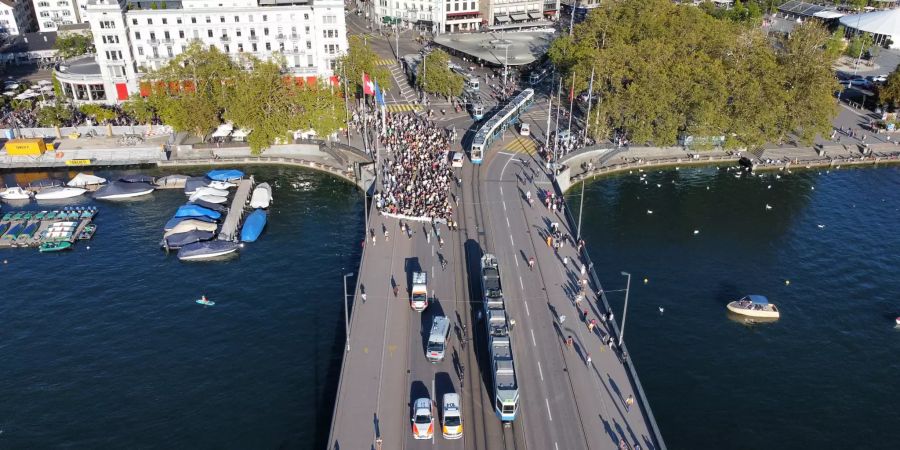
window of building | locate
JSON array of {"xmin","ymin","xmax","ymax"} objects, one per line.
[
  {"xmin": 206, "ymin": 16, "xmax": 211, "ymax": 23},
  {"xmin": 303, "ymin": 13, "xmax": 309, "ymax": 20},
  {"xmin": 40, "ymin": 11, "xmax": 49, "ymax": 17},
  {"xmin": 220, "ymin": 16, "xmax": 225, "ymax": 23},
  {"xmin": 167, "ymin": 46, "xmax": 173, "ymax": 57},
  {"xmin": 265, "ymin": 42, "xmax": 271, "ymax": 50},
  {"xmin": 62, "ymin": 10, "xmax": 70, "ymax": 16},
  {"xmin": 238, "ymin": 43, "xmax": 243, "ymax": 52},
  {"xmin": 224, "ymin": 44, "xmax": 229, "ymax": 52},
  {"xmin": 306, "ymin": 41, "xmax": 311, "ymax": 49},
  {"xmin": 262, "ymin": 15, "xmax": 267, "ymax": 21},
  {"xmin": 38, "ymin": 1, "xmax": 49, "ymax": 6},
  {"xmin": 148, "ymin": 18, "xmax": 152, "ymax": 25},
  {"xmin": 250, "ymin": 29, "xmax": 256, "ymax": 37},
  {"xmin": 163, "ymin": 31, "xmax": 170, "ymax": 40},
  {"xmin": 179, "ymin": 30, "xmax": 184, "ymax": 38},
  {"xmin": 99, "ymin": 20, "xmax": 115, "ymax": 29},
  {"xmin": 252, "ymin": 43, "xmax": 257, "ymax": 52},
  {"xmin": 162, "ymin": 18, "xmax": 167, "ymax": 24},
  {"xmin": 177, "ymin": 17, "xmax": 182, "ymax": 24},
  {"xmin": 149, "ymin": 32, "xmax": 155, "ymax": 40},
  {"xmin": 132, "ymin": 18, "xmax": 137, "ymax": 25},
  {"xmin": 305, "ymin": 25, "xmax": 309, "ymax": 34},
  {"xmin": 236, "ymin": 29, "xmax": 241, "ymax": 37},
  {"xmin": 263, "ymin": 28, "xmax": 269, "ymax": 36},
  {"xmin": 471, "ymin": 1, "xmax": 475, "ymax": 8},
  {"xmin": 137, "ymin": 46, "xmax": 144, "ymax": 56},
  {"xmin": 307, "ymin": 55, "xmax": 313, "ymax": 67},
  {"xmin": 279, "ymin": 42, "xmax": 284, "ymax": 51},
  {"xmin": 191, "ymin": 17, "xmax": 197, "ymax": 24},
  {"xmin": 208, "ymin": 30, "xmax": 213, "ymax": 37},
  {"xmin": 234, "ymin": 16, "xmax": 239, "ymax": 22},
  {"xmin": 152, "ymin": 47, "xmax": 159, "ymax": 58}
]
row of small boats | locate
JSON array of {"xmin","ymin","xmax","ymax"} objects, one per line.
[{"xmin": 0, "ymin": 173, "xmax": 156, "ymax": 201}]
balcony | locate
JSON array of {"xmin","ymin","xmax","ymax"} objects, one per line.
[
  {"xmin": 249, "ymin": 35, "xmax": 258, "ymax": 41},
  {"xmin": 276, "ymin": 34, "xmax": 286, "ymax": 40},
  {"xmin": 220, "ymin": 35, "xmax": 230, "ymax": 42},
  {"xmin": 291, "ymin": 33, "xmax": 299, "ymax": 39},
  {"xmin": 148, "ymin": 39, "xmax": 160, "ymax": 46},
  {"xmin": 162, "ymin": 38, "xmax": 174, "ymax": 45}
]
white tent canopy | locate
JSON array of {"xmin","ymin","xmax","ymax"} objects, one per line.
[
  {"xmin": 839, "ymin": 9, "xmax": 900, "ymax": 49},
  {"xmin": 211, "ymin": 123, "xmax": 234, "ymax": 138},
  {"xmin": 68, "ymin": 173, "xmax": 108, "ymax": 187}
]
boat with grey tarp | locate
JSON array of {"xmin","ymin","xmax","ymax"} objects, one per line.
[
  {"xmin": 177, "ymin": 240, "xmax": 239, "ymax": 261},
  {"xmin": 93, "ymin": 181, "xmax": 155, "ymax": 200},
  {"xmin": 162, "ymin": 230, "xmax": 215, "ymax": 250}
]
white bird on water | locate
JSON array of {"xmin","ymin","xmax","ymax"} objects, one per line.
[
  {"xmin": 818, "ymin": 224, "xmax": 826, "ymax": 229},
  {"xmin": 656, "ymin": 183, "xmax": 662, "ymax": 188},
  {"xmin": 811, "ymin": 186, "xmax": 815, "ymax": 190},
  {"xmin": 693, "ymin": 229, "xmax": 700, "ymax": 235},
  {"xmin": 766, "ymin": 204, "xmax": 773, "ymax": 210},
  {"xmin": 659, "ymin": 306, "xmax": 665, "ymax": 315},
  {"xmin": 767, "ymin": 185, "xmax": 772, "ymax": 189},
  {"xmin": 647, "ymin": 210, "xmax": 654, "ymax": 215}
]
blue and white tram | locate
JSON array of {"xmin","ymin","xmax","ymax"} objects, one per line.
[{"xmin": 470, "ymin": 88, "xmax": 535, "ymax": 164}]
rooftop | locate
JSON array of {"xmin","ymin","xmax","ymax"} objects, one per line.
[
  {"xmin": 0, "ymin": 32, "xmax": 58, "ymax": 54},
  {"xmin": 57, "ymin": 56, "xmax": 102, "ymax": 76},
  {"xmin": 433, "ymin": 31, "xmax": 554, "ymax": 67}
]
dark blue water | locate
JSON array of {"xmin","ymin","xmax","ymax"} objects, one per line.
[
  {"xmin": 0, "ymin": 166, "xmax": 362, "ymax": 449},
  {"xmin": 573, "ymin": 165, "xmax": 900, "ymax": 449}
]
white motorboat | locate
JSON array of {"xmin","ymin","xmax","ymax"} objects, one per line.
[
  {"xmin": 93, "ymin": 181, "xmax": 155, "ymax": 199},
  {"xmin": 67, "ymin": 173, "xmax": 107, "ymax": 187},
  {"xmin": 208, "ymin": 180, "xmax": 236, "ymax": 190},
  {"xmin": 727, "ymin": 295, "xmax": 780, "ymax": 319},
  {"xmin": 190, "ymin": 186, "xmax": 229, "ymax": 197},
  {"xmin": 249, "ymin": 182, "xmax": 272, "ymax": 208},
  {"xmin": 189, "ymin": 191, "xmax": 228, "ymax": 204},
  {"xmin": 177, "ymin": 241, "xmax": 239, "ymax": 261},
  {"xmin": 34, "ymin": 187, "xmax": 87, "ymax": 200},
  {"xmin": 0, "ymin": 186, "xmax": 32, "ymax": 200}
]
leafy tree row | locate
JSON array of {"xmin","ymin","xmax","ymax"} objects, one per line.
[
  {"xmin": 123, "ymin": 42, "xmax": 346, "ymax": 154},
  {"xmin": 54, "ymin": 32, "xmax": 95, "ymax": 59},
  {"xmin": 548, "ymin": 0, "xmax": 840, "ymax": 149}
]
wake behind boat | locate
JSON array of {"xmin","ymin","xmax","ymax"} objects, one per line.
[
  {"xmin": 177, "ymin": 240, "xmax": 239, "ymax": 261},
  {"xmin": 727, "ymin": 295, "xmax": 780, "ymax": 319}
]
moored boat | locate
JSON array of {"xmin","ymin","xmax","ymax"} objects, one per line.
[
  {"xmin": 191, "ymin": 186, "xmax": 229, "ymax": 198},
  {"xmin": 162, "ymin": 230, "xmax": 215, "ymax": 249},
  {"xmin": 206, "ymin": 169, "xmax": 244, "ymax": 181},
  {"xmin": 34, "ymin": 187, "xmax": 87, "ymax": 200},
  {"xmin": 120, "ymin": 174, "xmax": 156, "ymax": 184},
  {"xmin": 208, "ymin": 180, "xmax": 236, "ymax": 190},
  {"xmin": 188, "ymin": 200, "xmax": 227, "ymax": 213},
  {"xmin": 189, "ymin": 191, "xmax": 228, "ymax": 204},
  {"xmin": 174, "ymin": 204, "xmax": 222, "ymax": 220},
  {"xmin": 727, "ymin": 295, "xmax": 780, "ymax": 319},
  {"xmin": 93, "ymin": 181, "xmax": 155, "ymax": 199},
  {"xmin": 249, "ymin": 182, "xmax": 272, "ymax": 209},
  {"xmin": 39, "ymin": 241, "xmax": 73, "ymax": 252},
  {"xmin": 78, "ymin": 223, "xmax": 97, "ymax": 240},
  {"xmin": 177, "ymin": 240, "xmax": 239, "ymax": 261},
  {"xmin": 164, "ymin": 215, "xmax": 217, "ymax": 231},
  {"xmin": 240, "ymin": 209, "xmax": 267, "ymax": 242},
  {"xmin": 164, "ymin": 219, "xmax": 218, "ymax": 237},
  {"xmin": 67, "ymin": 173, "xmax": 107, "ymax": 187},
  {"xmin": 0, "ymin": 186, "xmax": 32, "ymax": 200}
]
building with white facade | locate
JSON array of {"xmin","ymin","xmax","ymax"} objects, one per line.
[
  {"xmin": 483, "ymin": 0, "xmax": 559, "ymax": 30},
  {"xmin": 33, "ymin": 0, "xmax": 83, "ymax": 31},
  {"xmin": 0, "ymin": 0, "xmax": 37, "ymax": 36},
  {"xmin": 54, "ymin": 0, "xmax": 346, "ymax": 103}
]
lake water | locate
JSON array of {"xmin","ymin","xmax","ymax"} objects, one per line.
[
  {"xmin": 572, "ymin": 165, "xmax": 900, "ymax": 449},
  {"xmin": 0, "ymin": 166, "xmax": 362, "ymax": 449}
]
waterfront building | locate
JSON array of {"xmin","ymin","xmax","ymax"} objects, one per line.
[
  {"xmin": 33, "ymin": 0, "xmax": 84, "ymax": 31},
  {"xmin": 54, "ymin": 0, "xmax": 346, "ymax": 104},
  {"xmin": 482, "ymin": 0, "xmax": 558, "ymax": 30},
  {"xmin": 0, "ymin": 0, "xmax": 37, "ymax": 36}
]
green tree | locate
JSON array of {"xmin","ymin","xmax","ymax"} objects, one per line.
[
  {"xmin": 145, "ymin": 41, "xmax": 239, "ymax": 137},
  {"xmin": 37, "ymin": 103, "xmax": 73, "ymax": 127},
  {"xmin": 122, "ymin": 93, "xmax": 156, "ymax": 124},
  {"xmin": 79, "ymin": 104, "xmax": 117, "ymax": 124},
  {"xmin": 335, "ymin": 35, "xmax": 391, "ymax": 96},
  {"xmin": 51, "ymin": 72, "xmax": 64, "ymax": 101},
  {"xmin": 54, "ymin": 32, "xmax": 94, "ymax": 59},
  {"xmin": 845, "ymin": 32, "xmax": 873, "ymax": 59},
  {"xmin": 416, "ymin": 49, "xmax": 464, "ymax": 98},
  {"xmin": 825, "ymin": 26, "xmax": 846, "ymax": 60},
  {"xmin": 879, "ymin": 65, "xmax": 900, "ymax": 108}
]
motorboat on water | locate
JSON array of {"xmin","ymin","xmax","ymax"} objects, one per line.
[
  {"xmin": 93, "ymin": 181, "xmax": 155, "ymax": 199},
  {"xmin": 67, "ymin": 173, "xmax": 107, "ymax": 187},
  {"xmin": 206, "ymin": 169, "xmax": 244, "ymax": 182},
  {"xmin": 189, "ymin": 191, "xmax": 228, "ymax": 204},
  {"xmin": 208, "ymin": 180, "xmax": 236, "ymax": 190},
  {"xmin": 164, "ymin": 215, "xmax": 217, "ymax": 231},
  {"xmin": 188, "ymin": 200, "xmax": 227, "ymax": 214},
  {"xmin": 28, "ymin": 178, "xmax": 65, "ymax": 189},
  {"xmin": 119, "ymin": 174, "xmax": 156, "ymax": 184},
  {"xmin": 727, "ymin": 295, "xmax": 780, "ymax": 319},
  {"xmin": 196, "ymin": 295, "xmax": 216, "ymax": 306},
  {"xmin": 161, "ymin": 230, "xmax": 215, "ymax": 249},
  {"xmin": 191, "ymin": 186, "xmax": 229, "ymax": 198},
  {"xmin": 34, "ymin": 187, "xmax": 87, "ymax": 200},
  {"xmin": 184, "ymin": 177, "xmax": 212, "ymax": 195},
  {"xmin": 177, "ymin": 240, "xmax": 239, "ymax": 261},
  {"xmin": 249, "ymin": 182, "xmax": 272, "ymax": 209},
  {"xmin": 240, "ymin": 209, "xmax": 267, "ymax": 242},
  {"xmin": 0, "ymin": 186, "xmax": 32, "ymax": 200},
  {"xmin": 174, "ymin": 204, "xmax": 222, "ymax": 220},
  {"xmin": 164, "ymin": 219, "xmax": 218, "ymax": 237},
  {"xmin": 39, "ymin": 241, "xmax": 73, "ymax": 252}
]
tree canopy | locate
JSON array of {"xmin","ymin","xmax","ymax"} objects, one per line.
[
  {"xmin": 79, "ymin": 104, "xmax": 117, "ymax": 124},
  {"xmin": 54, "ymin": 32, "xmax": 95, "ymax": 59},
  {"xmin": 548, "ymin": 0, "xmax": 840, "ymax": 149},
  {"xmin": 335, "ymin": 35, "xmax": 391, "ymax": 96},
  {"xmin": 879, "ymin": 65, "xmax": 900, "ymax": 109},
  {"xmin": 131, "ymin": 42, "xmax": 348, "ymax": 153},
  {"xmin": 416, "ymin": 49, "xmax": 465, "ymax": 98},
  {"xmin": 37, "ymin": 103, "xmax": 73, "ymax": 127}
]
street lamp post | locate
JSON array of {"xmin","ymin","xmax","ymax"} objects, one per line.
[
  {"xmin": 618, "ymin": 271, "xmax": 631, "ymax": 347},
  {"xmin": 343, "ymin": 272, "xmax": 355, "ymax": 352},
  {"xmin": 502, "ymin": 43, "xmax": 509, "ymax": 91},
  {"xmin": 576, "ymin": 177, "xmax": 586, "ymax": 240}
]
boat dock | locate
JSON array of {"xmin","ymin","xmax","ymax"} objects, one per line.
[
  {"xmin": 0, "ymin": 207, "xmax": 97, "ymax": 249},
  {"xmin": 217, "ymin": 178, "xmax": 253, "ymax": 241}
]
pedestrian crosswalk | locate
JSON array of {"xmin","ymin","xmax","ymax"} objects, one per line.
[
  {"xmin": 385, "ymin": 103, "xmax": 422, "ymax": 113},
  {"xmin": 503, "ymin": 136, "xmax": 539, "ymax": 155},
  {"xmin": 375, "ymin": 58, "xmax": 396, "ymax": 66}
]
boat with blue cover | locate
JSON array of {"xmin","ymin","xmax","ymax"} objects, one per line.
[
  {"xmin": 206, "ymin": 169, "xmax": 244, "ymax": 181},
  {"xmin": 2, "ymin": 223, "xmax": 23, "ymax": 240},
  {"xmin": 17, "ymin": 222, "xmax": 39, "ymax": 241},
  {"xmin": 177, "ymin": 240, "xmax": 239, "ymax": 261},
  {"xmin": 188, "ymin": 200, "xmax": 227, "ymax": 214},
  {"xmin": 240, "ymin": 209, "xmax": 267, "ymax": 242},
  {"xmin": 174, "ymin": 204, "xmax": 222, "ymax": 220}
]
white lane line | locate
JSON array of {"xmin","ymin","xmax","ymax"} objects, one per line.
[
  {"xmin": 555, "ymin": 442, "xmax": 559, "ymax": 450},
  {"xmin": 506, "ymin": 216, "xmax": 510, "ymax": 227},
  {"xmin": 498, "ymin": 151, "xmax": 517, "ymax": 156},
  {"xmin": 432, "ymin": 378, "xmax": 436, "ymax": 445},
  {"xmin": 530, "ymin": 329, "xmax": 537, "ymax": 347},
  {"xmin": 509, "ymin": 234, "xmax": 514, "ymax": 247},
  {"xmin": 502, "ymin": 201, "xmax": 507, "ymax": 212},
  {"xmin": 545, "ymin": 398, "xmax": 553, "ymax": 421},
  {"xmin": 514, "ymin": 257, "xmax": 519, "ymax": 268},
  {"xmin": 499, "ymin": 186, "xmax": 503, "ymax": 196},
  {"xmin": 538, "ymin": 361, "xmax": 544, "ymax": 381},
  {"xmin": 524, "ymin": 301, "xmax": 530, "ymax": 316},
  {"xmin": 518, "ymin": 275, "xmax": 524, "ymax": 289}
]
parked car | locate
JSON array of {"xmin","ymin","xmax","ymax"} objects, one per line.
[
  {"xmin": 519, "ymin": 122, "xmax": 530, "ymax": 136},
  {"xmin": 411, "ymin": 397, "xmax": 434, "ymax": 440}
]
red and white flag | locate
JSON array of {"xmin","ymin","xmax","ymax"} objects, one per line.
[{"xmin": 362, "ymin": 73, "xmax": 375, "ymax": 96}]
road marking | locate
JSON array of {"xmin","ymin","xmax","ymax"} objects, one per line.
[
  {"xmin": 555, "ymin": 442, "xmax": 559, "ymax": 450},
  {"xmin": 538, "ymin": 361, "xmax": 544, "ymax": 381},
  {"xmin": 530, "ymin": 329, "xmax": 536, "ymax": 347},
  {"xmin": 497, "ymin": 151, "xmax": 517, "ymax": 156},
  {"xmin": 432, "ymin": 378, "xmax": 436, "ymax": 445},
  {"xmin": 524, "ymin": 300, "xmax": 530, "ymax": 316},
  {"xmin": 509, "ymin": 234, "xmax": 514, "ymax": 247},
  {"xmin": 502, "ymin": 201, "xmax": 507, "ymax": 212},
  {"xmin": 518, "ymin": 275, "xmax": 523, "ymax": 289},
  {"xmin": 545, "ymin": 398, "xmax": 553, "ymax": 421},
  {"xmin": 499, "ymin": 186, "xmax": 503, "ymax": 196}
]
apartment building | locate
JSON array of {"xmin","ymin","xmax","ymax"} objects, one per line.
[
  {"xmin": 33, "ymin": 0, "xmax": 83, "ymax": 31},
  {"xmin": 0, "ymin": 0, "xmax": 36, "ymax": 36}
]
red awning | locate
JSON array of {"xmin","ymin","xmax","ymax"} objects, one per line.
[
  {"xmin": 447, "ymin": 11, "xmax": 480, "ymax": 18},
  {"xmin": 544, "ymin": 10, "xmax": 557, "ymax": 14},
  {"xmin": 115, "ymin": 83, "xmax": 129, "ymax": 101}
]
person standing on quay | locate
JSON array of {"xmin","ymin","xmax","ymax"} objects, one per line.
[{"xmin": 625, "ymin": 394, "xmax": 635, "ymax": 412}]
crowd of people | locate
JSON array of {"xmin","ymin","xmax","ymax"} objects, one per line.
[
  {"xmin": 372, "ymin": 112, "xmax": 456, "ymax": 224},
  {"xmin": 0, "ymin": 101, "xmax": 160, "ymax": 129}
]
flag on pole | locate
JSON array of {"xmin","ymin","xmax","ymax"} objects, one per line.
[
  {"xmin": 375, "ymin": 81, "xmax": 386, "ymax": 108},
  {"xmin": 362, "ymin": 73, "xmax": 375, "ymax": 96},
  {"xmin": 569, "ymin": 74, "xmax": 575, "ymax": 102}
]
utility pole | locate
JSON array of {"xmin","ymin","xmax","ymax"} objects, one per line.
[
  {"xmin": 502, "ymin": 43, "xmax": 509, "ymax": 92},
  {"xmin": 576, "ymin": 178, "xmax": 585, "ymax": 240},
  {"xmin": 553, "ymin": 78, "xmax": 562, "ymax": 162},
  {"xmin": 619, "ymin": 271, "xmax": 631, "ymax": 347},
  {"xmin": 566, "ymin": 72, "xmax": 575, "ymax": 151},
  {"xmin": 584, "ymin": 66, "xmax": 595, "ymax": 143},
  {"xmin": 544, "ymin": 73, "xmax": 553, "ymax": 150},
  {"xmin": 343, "ymin": 272, "xmax": 355, "ymax": 352},
  {"xmin": 342, "ymin": 65, "xmax": 352, "ymax": 146},
  {"xmin": 569, "ymin": 0, "xmax": 577, "ymax": 36}
]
